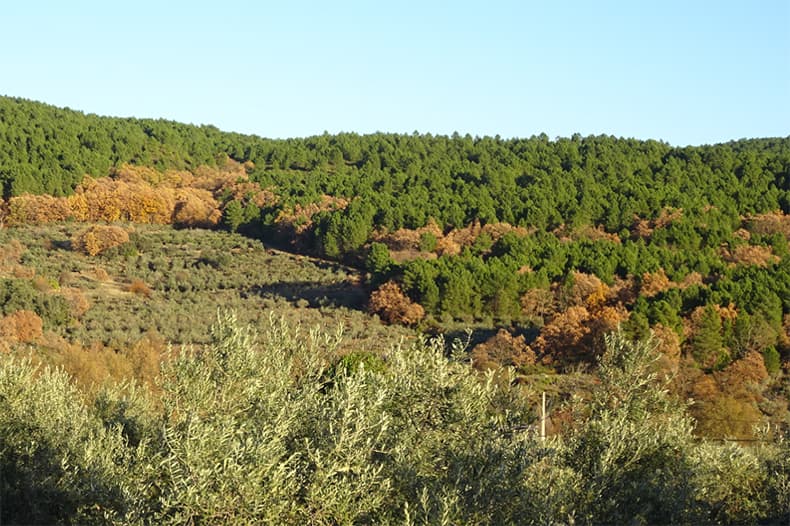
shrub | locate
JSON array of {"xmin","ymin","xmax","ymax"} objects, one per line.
[
  {"xmin": 0, "ymin": 357, "xmax": 144, "ymax": 524},
  {"xmin": 73, "ymin": 226, "xmax": 130, "ymax": 257},
  {"xmin": 125, "ymin": 279, "xmax": 152, "ymax": 298},
  {"xmin": 559, "ymin": 332, "xmax": 697, "ymax": 524},
  {"xmin": 61, "ymin": 288, "xmax": 92, "ymax": 318},
  {"xmin": 0, "ymin": 278, "xmax": 71, "ymax": 328},
  {"xmin": 93, "ymin": 267, "xmax": 111, "ymax": 281},
  {"xmin": 1, "ymin": 314, "xmax": 788, "ymax": 525}
]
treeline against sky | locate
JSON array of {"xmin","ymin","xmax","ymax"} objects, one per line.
[{"xmin": 2, "ymin": 95, "xmax": 789, "ymax": 231}]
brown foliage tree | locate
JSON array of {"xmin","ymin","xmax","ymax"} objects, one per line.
[
  {"xmin": 719, "ymin": 351, "xmax": 769, "ymax": 393},
  {"xmin": 652, "ymin": 323, "xmax": 682, "ymax": 371},
  {"xmin": 71, "ymin": 177, "xmax": 175, "ymax": 224},
  {"xmin": 569, "ymin": 271, "xmax": 607, "ymax": 307},
  {"xmin": 534, "ymin": 304, "xmax": 628, "ymax": 365},
  {"xmin": 722, "ymin": 244, "xmax": 780, "ymax": 267},
  {"xmin": 471, "ymin": 329, "xmax": 536, "ymax": 370},
  {"xmin": 631, "ymin": 208, "xmax": 683, "ymax": 239},
  {"xmin": 73, "ymin": 225, "xmax": 130, "ymax": 256},
  {"xmin": 533, "ymin": 306, "xmax": 593, "ymax": 365},
  {"xmin": 640, "ymin": 268, "xmax": 672, "ymax": 298},
  {"xmin": 744, "ymin": 210, "xmax": 790, "ymax": 237},
  {"xmin": 684, "ymin": 350, "xmax": 769, "ymax": 440},
  {"xmin": 368, "ymin": 281, "xmax": 425, "ymax": 326},
  {"xmin": 0, "ymin": 310, "xmax": 43, "ymax": 343},
  {"xmin": 520, "ymin": 287, "xmax": 555, "ymax": 321},
  {"xmin": 172, "ymin": 188, "xmax": 222, "ymax": 227},
  {"xmin": 5, "ymin": 194, "xmax": 72, "ymax": 225},
  {"xmin": 113, "ymin": 163, "xmax": 184, "ymax": 188}
]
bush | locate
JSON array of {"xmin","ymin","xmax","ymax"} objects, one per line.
[
  {"xmin": 0, "ymin": 358, "xmax": 146, "ymax": 524},
  {"xmin": 560, "ymin": 331, "xmax": 698, "ymax": 524},
  {"xmin": 73, "ymin": 225, "xmax": 130, "ymax": 257},
  {"xmin": 0, "ymin": 278, "xmax": 71, "ymax": 328},
  {"xmin": 125, "ymin": 279, "xmax": 152, "ymax": 298},
  {"xmin": 1, "ymin": 315, "xmax": 788, "ymax": 524}
]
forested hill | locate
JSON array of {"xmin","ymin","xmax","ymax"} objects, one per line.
[
  {"xmin": 2, "ymin": 95, "xmax": 789, "ymax": 233},
  {"xmin": 3, "ymin": 95, "xmax": 790, "ymax": 440}
]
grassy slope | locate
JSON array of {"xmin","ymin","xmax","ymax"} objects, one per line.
[{"xmin": 0, "ymin": 223, "xmax": 414, "ymax": 373}]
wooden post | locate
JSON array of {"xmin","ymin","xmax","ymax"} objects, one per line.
[{"xmin": 541, "ymin": 391, "xmax": 546, "ymax": 441}]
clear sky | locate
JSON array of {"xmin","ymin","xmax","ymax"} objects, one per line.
[{"xmin": 2, "ymin": 0, "xmax": 788, "ymax": 145}]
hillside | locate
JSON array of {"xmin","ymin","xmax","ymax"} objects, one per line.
[
  {"xmin": 1, "ymin": 95, "xmax": 789, "ymax": 439},
  {"xmin": 0, "ymin": 96, "xmax": 789, "ymax": 524},
  {"xmin": 0, "ymin": 223, "xmax": 413, "ymax": 391}
]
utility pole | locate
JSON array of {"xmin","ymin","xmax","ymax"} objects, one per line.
[{"xmin": 541, "ymin": 391, "xmax": 546, "ymax": 441}]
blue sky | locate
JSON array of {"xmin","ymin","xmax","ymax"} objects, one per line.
[{"xmin": 2, "ymin": 0, "xmax": 788, "ymax": 145}]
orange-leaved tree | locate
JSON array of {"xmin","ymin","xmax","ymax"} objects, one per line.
[
  {"xmin": 72, "ymin": 225, "xmax": 130, "ymax": 256},
  {"xmin": 368, "ymin": 280, "xmax": 425, "ymax": 326}
]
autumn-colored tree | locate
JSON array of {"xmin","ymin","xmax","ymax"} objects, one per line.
[
  {"xmin": 699, "ymin": 350, "xmax": 768, "ymax": 440},
  {"xmin": 190, "ymin": 157, "xmax": 249, "ymax": 192},
  {"xmin": 520, "ymin": 287, "xmax": 555, "ymax": 321},
  {"xmin": 120, "ymin": 182, "xmax": 174, "ymax": 224},
  {"xmin": 719, "ymin": 350, "xmax": 769, "ymax": 394},
  {"xmin": 72, "ymin": 225, "xmax": 130, "ymax": 256},
  {"xmin": 651, "ymin": 323, "xmax": 682, "ymax": 372},
  {"xmin": 631, "ymin": 216, "xmax": 654, "ymax": 239},
  {"xmin": 367, "ymin": 280, "xmax": 425, "ymax": 326},
  {"xmin": 172, "ymin": 188, "xmax": 222, "ymax": 227},
  {"xmin": 570, "ymin": 271, "xmax": 608, "ymax": 307},
  {"xmin": 70, "ymin": 177, "xmax": 124, "ymax": 222},
  {"xmin": 444, "ymin": 219, "xmax": 483, "ymax": 250},
  {"xmin": 533, "ymin": 306, "xmax": 593, "ymax": 364},
  {"xmin": 5, "ymin": 194, "xmax": 72, "ymax": 225},
  {"xmin": 471, "ymin": 329, "xmax": 536, "ymax": 370},
  {"xmin": 588, "ymin": 306, "xmax": 629, "ymax": 345},
  {"xmin": 640, "ymin": 268, "xmax": 672, "ymax": 298},
  {"xmin": 534, "ymin": 304, "xmax": 628, "ymax": 365},
  {"xmin": 0, "ymin": 310, "xmax": 43, "ymax": 343},
  {"xmin": 574, "ymin": 224, "xmax": 622, "ymax": 244},
  {"xmin": 631, "ymin": 208, "xmax": 683, "ymax": 239},
  {"xmin": 70, "ymin": 177, "xmax": 174, "ymax": 224},
  {"xmin": 222, "ymin": 181, "xmax": 277, "ymax": 208},
  {"xmin": 732, "ymin": 228, "xmax": 751, "ymax": 241},
  {"xmin": 722, "ymin": 244, "xmax": 779, "ymax": 267},
  {"xmin": 678, "ymin": 271, "xmax": 703, "ymax": 289},
  {"xmin": 372, "ymin": 218, "xmax": 444, "ymax": 252},
  {"xmin": 113, "ymin": 163, "xmax": 184, "ymax": 188},
  {"xmin": 744, "ymin": 210, "xmax": 790, "ymax": 237}
]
